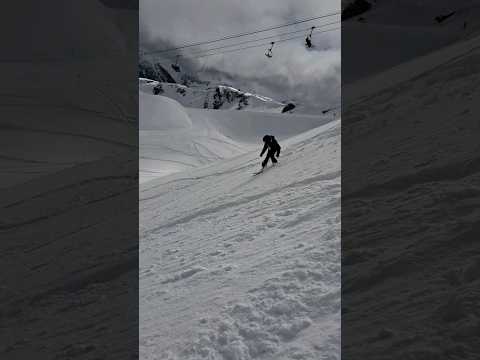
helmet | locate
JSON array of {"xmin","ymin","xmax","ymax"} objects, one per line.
[{"xmin": 263, "ymin": 135, "xmax": 270, "ymax": 142}]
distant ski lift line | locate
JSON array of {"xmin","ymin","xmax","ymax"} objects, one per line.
[
  {"xmin": 191, "ymin": 27, "xmax": 340, "ymax": 59},
  {"xmin": 145, "ymin": 10, "xmax": 340, "ymax": 55},
  {"xmin": 192, "ymin": 27, "xmax": 340, "ymax": 59},
  {"xmin": 182, "ymin": 20, "xmax": 340, "ymax": 57}
]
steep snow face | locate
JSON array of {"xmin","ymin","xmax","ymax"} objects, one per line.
[
  {"xmin": 139, "ymin": 93, "xmax": 331, "ymax": 182},
  {"xmin": 140, "ymin": 117, "xmax": 340, "ymax": 359}
]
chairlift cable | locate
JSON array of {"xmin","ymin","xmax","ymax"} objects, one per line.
[
  {"xmin": 180, "ymin": 20, "xmax": 340, "ymax": 57},
  {"xmin": 191, "ymin": 26, "xmax": 340, "ymax": 59},
  {"xmin": 144, "ymin": 11, "xmax": 340, "ymax": 55}
]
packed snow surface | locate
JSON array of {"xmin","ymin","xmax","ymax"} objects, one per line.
[
  {"xmin": 140, "ymin": 95, "xmax": 340, "ymax": 359},
  {"xmin": 140, "ymin": 93, "xmax": 330, "ymax": 182}
]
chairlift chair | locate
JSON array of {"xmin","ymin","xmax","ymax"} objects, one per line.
[
  {"xmin": 265, "ymin": 42, "xmax": 275, "ymax": 58},
  {"xmin": 305, "ymin": 26, "xmax": 315, "ymax": 48}
]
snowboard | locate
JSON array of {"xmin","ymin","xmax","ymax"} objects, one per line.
[{"xmin": 253, "ymin": 162, "xmax": 278, "ymax": 176}]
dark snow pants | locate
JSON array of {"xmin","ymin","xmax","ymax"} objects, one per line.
[{"xmin": 262, "ymin": 149, "xmax": 278, "ymax": 167}]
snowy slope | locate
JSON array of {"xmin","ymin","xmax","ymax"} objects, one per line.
[
  {"xmin": 139, "ymin": 93, "xmax": 330, "ymax": 183},
  {"xmin": 342, "ymin": 29, "xmax": 480, "ymax": 359},
  {"xmin": 140, "ymin": 115, "xmax": 340, "ymax": 359},
  {"xmin": 139, "ymin": 94, "xmax": 245, "ymax": 181}
]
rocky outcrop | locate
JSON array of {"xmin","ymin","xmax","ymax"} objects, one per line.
[
  {"xmin": 139, "ymin": 60, "xmax": 176, "ymax": 84},
  {"xmin": 282, "ymin": 103, "xmax": 296, "ymax": 113}
]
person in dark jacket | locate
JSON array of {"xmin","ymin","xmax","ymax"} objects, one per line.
[{"xmin": 260, "ymin": 135, "xmax": 281, "ymax": 168}]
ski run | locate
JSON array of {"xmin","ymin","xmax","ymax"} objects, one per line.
[{"xmin": 139, "ymin": 90, "xmax": 340, "ymax": 359}]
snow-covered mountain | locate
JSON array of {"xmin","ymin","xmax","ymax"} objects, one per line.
[
  {"xmin": 140, "ymin": 78, "xmax": 289, "ymax": 113},
  {"xmin": 140, "ymin": 93, "xmax": 340, "ymax": 359},
  {"xmin": 138, "ymin": 59, "xmax": 294, "ymax": 113},
  {"xmin": 139, "ymin": 12, "xmax": 342, "ymax": 356}
]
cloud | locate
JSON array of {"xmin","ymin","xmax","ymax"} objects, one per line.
[{"xmin": 140, "ymin": 0, "xmax": 340, "ymax": 113}]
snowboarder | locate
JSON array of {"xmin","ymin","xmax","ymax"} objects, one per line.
[{"xmin": 260, "ymin": 135, "xmax": 281, "ymax": 168}]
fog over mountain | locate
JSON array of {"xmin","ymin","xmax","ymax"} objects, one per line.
[{"xmin": 140, "ymin": 0, "xmax": 341, "ymax": 114}]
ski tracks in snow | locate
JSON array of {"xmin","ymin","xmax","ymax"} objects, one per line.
[{"xmin": 140, "ymin": 120, "xmax": 340, "ymax": 360}]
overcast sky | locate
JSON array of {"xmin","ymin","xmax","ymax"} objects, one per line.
[{"xmin": 140, "ymin": 0, "xmax": 340, "ymax": 113}]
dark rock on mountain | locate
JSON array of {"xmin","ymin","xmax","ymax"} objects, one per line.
[
  {"xmin": 282, "ymin": 103, "xmax": 296, "ymax": 113},
  {"xmin": 139, "ymin": 60, "xmax": 176, "ymax": 84}
]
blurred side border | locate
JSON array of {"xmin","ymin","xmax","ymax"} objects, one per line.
[
  {"xmin": 342, "ymin": 1, "xmax": 480, "ymax": 359},
  {"xmin": 0, "ymin": 1, "xmax": 139, "ymax": 359}
]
